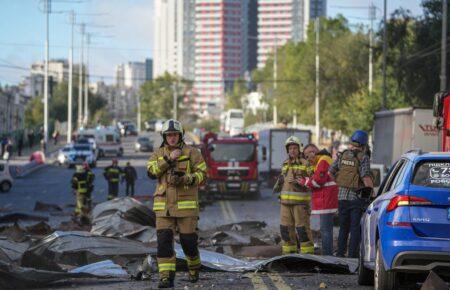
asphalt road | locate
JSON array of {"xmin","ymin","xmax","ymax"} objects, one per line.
[{"xmin": 1, "ymin": 132, "xmax": 371, "ymax": 290}]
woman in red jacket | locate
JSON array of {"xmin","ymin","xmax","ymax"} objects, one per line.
[{"xmin": 298, "ymin": 145, "xmax": 338, "ymax": 255}]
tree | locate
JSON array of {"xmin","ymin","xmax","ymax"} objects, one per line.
[
  {"xmin": 225, "ymin": 78, "xmax": 247, "ymax": 109},
  {"xmin": 24, "ymin": 97, "xmax": 43, "ymax": 128},
  {"xmin": 140, "ymin": 73, "xmax": 190, "ymax": 121}
]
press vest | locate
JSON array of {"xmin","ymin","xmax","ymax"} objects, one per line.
[{"xmin": 335, "ymin": 150, "xmax": 365, "ymax": 189}]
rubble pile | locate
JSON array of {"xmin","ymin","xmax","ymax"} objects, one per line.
[{"xmin": 0, "ymin": 198, "xmax": 358, "ymax": 288}]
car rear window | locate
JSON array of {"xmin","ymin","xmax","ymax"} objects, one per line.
[{"xmin": 412, "ymin": 161, "xmax": 450, "ymax": 188}]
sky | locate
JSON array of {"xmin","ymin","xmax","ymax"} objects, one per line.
[{"xmin": 0, "ymin": 0, "xmax": 424, "ymax": 86}]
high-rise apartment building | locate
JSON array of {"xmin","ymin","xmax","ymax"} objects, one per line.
[
  {"xmin": 116, "ymin": 61, "xmax": 146, "ymax": 90},
  {"xmin": 153, "ymin": 0, "xmax": 196, "ymax": 80},
  {"xmin": 193, "ymin": 0, "xmax": 249, "ymax": 115},
  {"xmin": 145, "ymin": 58, "xmax": 153, "ymax": 81},
  {"xmin": 257, "ymin": 0, "xmax": 311, "ymax": 68}
]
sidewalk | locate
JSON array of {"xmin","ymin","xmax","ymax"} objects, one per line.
[{"xmin": 7, "ymin": 136, "xmax": 67, "ymax": 166}]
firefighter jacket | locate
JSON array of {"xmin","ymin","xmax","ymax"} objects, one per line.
[
  {"xmin": 334, "ymin": 149, "xmax": 365, "ymax": 190},
  {"xmin": 103, "ymin": 166, "xmax": 122, "ymax": 184},
  {"xmin": 72, "ymin": 171, "xmax": 89, "ymax": 194},
  {"xmin": 279, "ymin": 157, "xmax": 313, "ymax": 205},
  {"xmin": 303, "ymin": 154, "xmax": 338, "ymax": 214},
  {"xmin": 147, "ymin": 143, "xmax": 207, "ymax": 218},
  {"xmin": 86, "ymin": 169, "xmax": 95, "ymax": 192}
]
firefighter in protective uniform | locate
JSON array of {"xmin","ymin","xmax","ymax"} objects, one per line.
[
  {"xmin": 83, "ymin": 162, "xmax": 95, "ymax": 212},
  {"xmin": 147, "ymin": 119, "xmax": 207, "ymax": 288},
  {"xmin": 329, "ymin": 130, "xmax": 374, "ymax": 258},
  {"xmin": 274, "ymin": 136, "xmax": 315, "ymax": 254},
  {"xmin": 103, "ymin": 159, "xmax": 122, "ymax": 200},
  {"xmin": 71, "ymin": 165, "xmax": 90, "ymax": 225}
]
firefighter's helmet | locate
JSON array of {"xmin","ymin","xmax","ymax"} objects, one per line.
[
  {"xmin": 285, "ymin": 136, "xmax": 302, "ymax": 152},
  {"xmin": 161, "ymin": 119, "xmax": 184, "ymax": 143},
  {"xmin": 75, "ymin": 165, "xmax": 84, "ymax": 173}
]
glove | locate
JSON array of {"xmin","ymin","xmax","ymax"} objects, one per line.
[
  {"xmin": 168, "ymin": 174, "xmax": 182, "ymax": 186},
  {"xmin": 297, "ymin": 177, "xmax": 307, "ymax": 187},
  {"xmin": 181, "ymin": 175, "xmax": 194, "ymax": 186}
]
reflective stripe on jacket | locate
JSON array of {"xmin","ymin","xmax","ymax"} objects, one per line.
[
  {"xmin": 280, "ymin": 157, "xmax": 312, "ymax": 205},
  {"xmin": 147, "ymin": 144, "xmax": 207, "ymax": 218}
]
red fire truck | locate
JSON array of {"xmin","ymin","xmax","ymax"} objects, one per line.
[
  {"xmin": 200, "ymin": 132, "xmax": 260, "ymax": 199},
  {"xmin": 434, "ymin": 91, "xmax": 450, "ymax": 150}
]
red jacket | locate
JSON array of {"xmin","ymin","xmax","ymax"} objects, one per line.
[{"xmin": 302, "ymin": 154, "xmax": 338, "ymax": 214}]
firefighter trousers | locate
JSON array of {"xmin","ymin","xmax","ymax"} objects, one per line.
[
  {"xmin": 156, "ymin": 216, "xmax": 201, "ymax": 279},
  {"xmin": 75, "ymin": 192, "xmax": 89, "ymax": 218},
  {"xmin": 107, "ymin": 181, "xmax": 119, "ymax": 200},
  {"xmin": 280, "ymin": 203, "xmax": 314, "ymax": 254}
]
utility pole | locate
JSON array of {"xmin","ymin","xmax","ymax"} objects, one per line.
[
  {"xmin": 78, "ymin": 23, "xmax": 85, "ymax": 128},
  {"xmin": 84, "ymin": 33, "xmax": 90, "ymax": 125},
  {"xmin": 369, "ymin": 1, "xmax": 375, "ymax": 95},
  {"xmin": 273, "ymin": 37, "xmax": 278, "ymax": 125},
  {"xmin": 382, "ymin": 0, "xmax": 388, "ymax": 109},
  {"xmin": 172, "ymin": 82, "xmax": 178, "ymax": 120},
  {"xmin": 67, "ymin": 10, "xmax": 75, "ymax": 143},
  {"xmin": 43, "ymin": 0, "xmax": 50, "ymax": 146},
  {"xmin": 315, "ymin": 17, "xmax": 320, "ymax": 145},
  {"xmin": 137, "ymin": 94, "xmax": 141, "ymax": 132},
  {"xmin": 441, "ymin": 0, "xmax": 448, "ymax": 91}
]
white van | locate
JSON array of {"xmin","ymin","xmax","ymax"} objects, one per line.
[{"xmin": 78, "ymin": 128, "xmax": 123, "ymax": 157}]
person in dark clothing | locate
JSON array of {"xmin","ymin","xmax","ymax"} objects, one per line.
[
  {"xmin": 123, "ymin": 161, "xmax": 137, "ymax": 196},
  {"xmin": 1, "ymin": 137, "xmax": 7, "ymax": 157},
  {"xmin": 28, "ymin": 130, "xmax": 34, "ymax": 149},
  {"xmin": 17, "ymin": 134, "xmax": 24, "ymax": 157}
]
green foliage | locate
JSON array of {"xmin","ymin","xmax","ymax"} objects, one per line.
[
  {"xmin": 225, "ymin": 79, "xmax": 247, "ymax": 109},
  {"xmin": 140, "ymin": 73, "xmax": 190, "ymax": 121},
  {"xmin": 25, "ymin": 97, "xmax": 43, "ymax": 128},
  {"xmin": 197, "ymin": 118, "xmax": 220, "ymax": 132}
]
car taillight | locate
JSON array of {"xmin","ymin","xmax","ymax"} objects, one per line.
[{"xmin": 386, "ymin": 195, "xmax": 432, "ymax": 212}]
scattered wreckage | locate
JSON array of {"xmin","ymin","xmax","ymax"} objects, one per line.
[{"xmin": 0, "ymin": 197, "xmax": 371, "ymax": 288}]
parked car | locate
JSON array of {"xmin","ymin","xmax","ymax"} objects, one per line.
[
  {"xmin": 145, "ymin": 119, "xmax": 164, "ymax": 132},
  {"xmin": 135, "ymin": 136, "xmax": 153, "ymax": 152},
  {"xmin": 0, "ymin": 161, "xmax": 13, "ymax": 192},
  {"xmin": 358, "ymin": 151, "xmax": 450, "ymax": 289},
  {"xmin": 58, "ymin": 144, "xmax": 97, "ymax": 168}
]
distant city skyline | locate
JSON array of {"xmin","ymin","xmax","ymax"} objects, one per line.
[{"xmin": 0, "ymin": 0, "xmax": 423, "ymax": 85}]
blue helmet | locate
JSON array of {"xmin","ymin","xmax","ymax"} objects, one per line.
[{"xmin": 351, "ymin": 130, "xmax": 368, "ymax": 146}]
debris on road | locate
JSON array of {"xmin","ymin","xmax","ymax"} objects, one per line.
[
  {"xmin": 91, "ymin": 197, "xmax": 156, "ymax": 243},
  {"xmin": 34, "ymin": 201, "xmax": 63, "ymax": 212},
  {"xmin": 68, "ymin": 260, "xmax": 129, "ymax": 278},
  {"xmin": 0, "ymin": 238, "xmax": 29, "ymax": 263},
  {"xmin": 0, "ymin": 213, "xmax": 49, "ymax": 224},
  {"xmin": 21, "ymin": 231, "xmax": 156, "ymax": 271},
  {"xmin": 421, "ymin": 271, "xmax": 448, "ymax": 290}
]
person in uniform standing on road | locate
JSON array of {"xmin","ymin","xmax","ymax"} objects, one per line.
[
  {"xmin": 273, "ymin": 136, "xmax": 314, "ymax": 255},
  {"xmin": 147, "ymin": 119, "xmax": 207, "ymax": 288},
  {"xmin": 299, "ymin": 144, "xmax": 338, "ymax": 256},
  {"xmin": 71, "ymin": 165, "xmax": 90, "ymax": 225},
  {"xmin": 329, "ymin": 130, "xmax": 374, "ymax": 258},
  {"xmin": 123, "ymin": 161, "xmax": 137, "ymax": 197},
  {"xmin": 103, "ymin": 159, "xmax": 122, "ymax": 200},
  {"xmin": 83, "ymin": 162, "xmax": 95, "ymax": 212}
]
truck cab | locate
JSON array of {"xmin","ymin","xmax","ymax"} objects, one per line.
[{"xmin": 201, "ymin": 132, "xmax": 260, "ymax": 199}]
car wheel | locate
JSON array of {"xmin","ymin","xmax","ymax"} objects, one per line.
[
  {"xmin": 374, "ymin": 240, "xmax": 396, "ymax": 290},
  {"xmin": 0, "ymin": 181, "xmax": 11, "ymax": 193},
  {"xmin": 358, "ymin": 244, "xmax": 374, "ymax": 285}
]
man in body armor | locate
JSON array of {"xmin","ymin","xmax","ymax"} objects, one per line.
[
  {"xmin": 274, "ymin": 136, "xmax": 314, "ymax": 255},
  {"xmin": 71, "ymin": 165, "xmax": 90, "ymax": 225},
  {"xmin": 147, "ymin": 119, "xmax": 207, "ymax": 288},
  {"xmin": 329, "ymin": 130, "xmax": 374, "ymax": 258}
]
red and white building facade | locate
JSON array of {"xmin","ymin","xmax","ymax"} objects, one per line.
[
  {"xmin": 193, "ymin": 0, "xmax": 249, "ymax": 116},
  {"xmin": 257, "ymin": 0, "xmax": 310, "ymax": 68}
]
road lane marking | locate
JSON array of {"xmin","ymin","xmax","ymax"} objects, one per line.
[
  {"xmin": 268, "ymin": 273, "xmax": 292, "ymax": 290},
  {"xmin": 248, "ymin": 273, "xmax": 269, "ymax": 290},
  {"xmin": 220, "ymin": 200, "xmax": 230, "ymax": 221},
  {"xmin": 225, "ymin": 200, "xmax": 237, "ymax": 222}
]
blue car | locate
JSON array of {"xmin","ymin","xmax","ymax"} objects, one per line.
[{"xmin": 358, "ymin": 151, "xmax": 450, "ymax": 289}]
